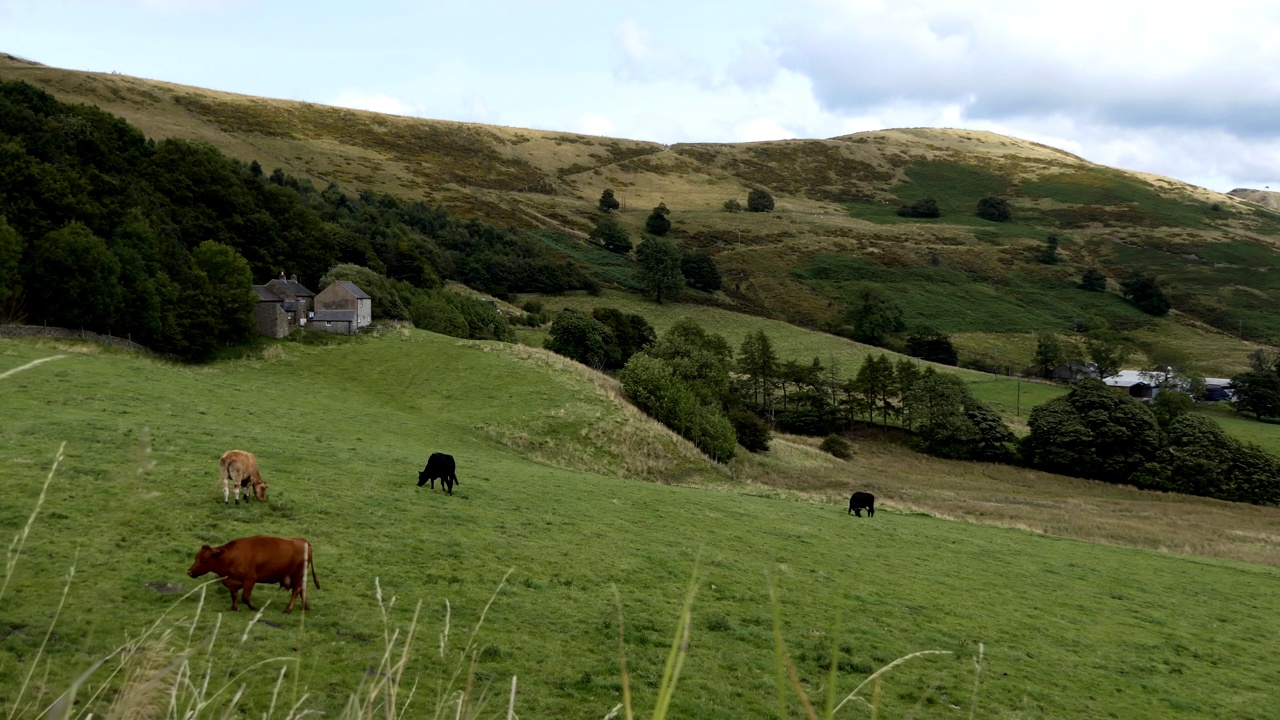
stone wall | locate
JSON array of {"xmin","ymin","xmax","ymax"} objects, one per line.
[{"xmin": 0, "ymin": 324, "xmax": 152, "ymax": 353}]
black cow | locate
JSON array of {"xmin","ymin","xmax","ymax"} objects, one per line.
[
  {"xmin": 417, "ymin": 453, "xmax": 458, "ymax": 495},
  {"xmin": 848, "ymin": 491, "xmax": 875, "ymax": 517}
]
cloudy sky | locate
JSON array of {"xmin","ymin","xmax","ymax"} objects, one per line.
[{"xmin": 2, "ymin": 0, "xmax": 1277, "ymax": 192}]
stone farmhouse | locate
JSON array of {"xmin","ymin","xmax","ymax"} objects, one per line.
[
  {"xmin": 252, "ymin": 275, "xmax": 372, "ymax": 338},
  {"xmin": 310, "ymin": 281, "xmax": 373, "ymax": 336},
  {"xmin": 252, "ymin": 274, "xmax": 316, "ymax": 338}
]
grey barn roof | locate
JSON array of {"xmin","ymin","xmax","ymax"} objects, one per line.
[
  {"xmin": 253, "ymin": 285, "xmax": 279, "ymax": 301},
  {"xmin": 268, "ymin": 277, "xmax": 316, "ymax": 297},
  {"xmin": 335, "ymin": 281, "xmax": 371, "ymax": 300}
]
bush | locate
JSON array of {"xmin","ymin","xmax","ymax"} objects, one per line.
[
  {"xmin": 747, "ymin": 189, "xmax": 775, "ymax": 213},
  {"xmin": 820, "ymin": 434, "xmax": 852, "ymax": 459},
  {"xmin": 722, "ymin": 199, "xmax": 742, "ymax": 213},
  {"xmin": 729, "ymin": 408, "xmax": 771, "ymax": 452},
  {"xmin": 409, "ymin": 294, "xmax": 468, "ymax": 337},
  {"xmin": 905, "ymin": 327, "xmax": 958, "ymax": 366},
  {"xmin": 1080, "ymin": 268, "xmax": 1107, "ymax": 292},
  {"xmin": 681, "ymin": 251, "xmax": 722, "ymax": 293},
  {"xmin": 975, "ymin": 196, "xmax": 1011, "ymax": 222},
  {"xmin": 1040, "ymin": 235, "xmax": 1060, "ymax": 264},
  {"xmin": 598, "ymin": 188, "xmax": 620, "ymax": 212},
  {"xmin": 896, "ymin": 197, "xmax": 940, "ymax": 218},
  {"xmin": 1120, "ymin": 273, "xmax": 1171, "ymax": 316}
]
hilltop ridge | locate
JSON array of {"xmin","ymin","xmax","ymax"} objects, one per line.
[{"xmin": 3, "ymin": 54, "xmax": 1280, "ymax": 370}]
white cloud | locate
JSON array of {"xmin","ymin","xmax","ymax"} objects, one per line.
[
  {"xmin": 331, "ymin": 91, "xmax": 417, "ymax": 117},
  {"xmin": 774, "ymin": 0, "xmax": 1280, "ymax": 138},
  {"xmin": 732, "ymin": 117, "xmax": 795, "ymax": 142},
  {"xmin": 578, "ymin": 113, "xmax": 616, "ymax": 136}
]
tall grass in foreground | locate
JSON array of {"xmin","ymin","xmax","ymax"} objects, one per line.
[
  {"xmin": 2, "ymin": 443, "xmax": 520, "ymax": 720},
  {"xmin": 607, "ymin": 565, "xmax": 981, "ymax": 720}
]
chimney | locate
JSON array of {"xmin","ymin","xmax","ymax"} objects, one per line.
[
  {"xmin": 290, "ymin": 274, "xmax": 298, "ymax": 283},
  {"xmin": 279, "ymin": 272, "xmax": 286, "ymax": 280}
]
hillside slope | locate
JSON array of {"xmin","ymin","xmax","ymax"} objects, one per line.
[
  {"xmin": 4, "ymin": 53, "xmax": 1280, "ymax": 351},
  {"xmin": 4, "ymin": 334, "xmax": 1280, "ymax": 719}
]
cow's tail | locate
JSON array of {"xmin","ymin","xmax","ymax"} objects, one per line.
[{"xmin": 307, "ymin": 541, "xmax": 320, "ymax": 589}]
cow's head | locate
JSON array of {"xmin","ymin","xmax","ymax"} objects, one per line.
[
  {"xmin": 252, "ymin": 478, "xmax": 268, "ymax": 502},
  {"xmin": 188, "ymin": 544, "xmax": 225, "ymax": 578},
  {"xmin": 416, "ymin": 469, "xmax": 429, "ymax": 487}
]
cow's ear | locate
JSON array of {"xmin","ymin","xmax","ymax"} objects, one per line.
[
  {"xmin": 201, "ymin": 544, "xmax": 211, "ymax": 551},
  {"xmin": 212, "ymin": 548, "xmax": 225, "ymax": 557}
]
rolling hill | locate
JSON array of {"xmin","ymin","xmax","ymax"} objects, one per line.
[
  {"xmin": 3, "ymin": 52, "xmax": 1279, "ymax": 374},
  {"xmin": 4, "ymin": 333, "xmax": 1280, "ymax": 719}
]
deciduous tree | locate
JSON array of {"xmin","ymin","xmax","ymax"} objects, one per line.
[
  {"xmin": 598, "ymin": 188, "xmax": 620, "ymax": 212},
  {"xmin": 846, "ymin": 288, "xmax": 905, "ymax": 346},
  {"xmin": 589, "ymin": 215, "xmax": 632, "ymax": 254},
  {"xmin": 636, "ymin": 236, "xmax": 684, "ymax": 304},
  {"xmin": 1121, "ymin": 273, "xmax": 1171, "ymax": 316},
  {"xmin": 644, "ymin": 203, "xmax": 671, "ymax": 235},
  {"xmin": 544, "ymin": 309, "xmax": 614, "ymax": 369},
  {"xmin": 680, "ymin": 251, "xmax": 722, "ymax": 292}
]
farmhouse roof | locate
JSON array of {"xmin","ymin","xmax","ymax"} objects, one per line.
[
  {"xmin": 253, "ymin": 285, "xmax": 279, "ymax": 302},
  {"xmin": 268, "ymin": 276, "xmax": 316, "ymax": 298},
  {"xmin": 1102, "ymin": 370, "xmax": 1153, "ymax": 388},
  {"xmin": 335, "ymin": 281, "xmax": 371, "ymax": 300}
]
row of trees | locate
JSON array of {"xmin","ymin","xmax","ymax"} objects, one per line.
[
  {"xmin": 1025, "ymin": 379, "xmax": 1280, "ymax": 505},
  {"xmin": 0, "ymin": 80, "xmax": 590, "ymax": 359},
  {"xmin": 544, "ymin": 309, "xmax": 1280, "ymax": 505}
]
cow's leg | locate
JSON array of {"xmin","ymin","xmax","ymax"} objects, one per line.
[
  {"xmin": 223, "ymin": 477, "xmax": 230, "ymax": 504},
  {"xmin": 241, "ymin": 577, "xmax": 258, "ymax": 611},
  {"xmin": 854, "ymin": 508, "xmax": 862, "ymax": 517},
  {"xmin": 223, "ymin": 578, "xmax": 242, "ymax": 611}
]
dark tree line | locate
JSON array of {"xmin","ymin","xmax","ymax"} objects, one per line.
[
  {"xmin": 0, "ymin": 80, "xmax": 594, "ymax": 359},
  {"xmin": 1025, "ymin": 378, "xmax": 1280, "ymax": 505}
]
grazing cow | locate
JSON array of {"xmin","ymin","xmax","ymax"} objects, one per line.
[
  {"xmin": 848, "ymin": 491, "xmax": 876, "ymax": 517},
  {"xmin": 219, "ymin": 450, "xmax": 268, "ymax": 505},
  {"xmin": 187, "ymin": 535, "xmax": 319, "ymax": 613},
  {"xmin": 417, "ymin": 453, "xmax": 458, "ymax": 495}
]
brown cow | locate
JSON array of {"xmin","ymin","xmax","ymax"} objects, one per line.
[
  {"xmin": 219, "ymin": 450, "xmax": 268, "ymax": 505},
  {"xmin": 187, "ymin": 535, "xmax": 319, "ymax": 613}
]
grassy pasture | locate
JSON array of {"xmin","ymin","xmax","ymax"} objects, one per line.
[
  {"xmin": 5, "ymin": 336, "xmax": 1280, "ymax": 719},
  {"xmin": 535, "ymin": 291, "xmax": 1050, "ymax": 415},
  {"xmin": 792, "ymin": 255, "xmax": 1152, "ymax": 335}
]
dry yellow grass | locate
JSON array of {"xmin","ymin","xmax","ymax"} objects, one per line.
[{"xmin": 734, "ymin": 430, "xmax": 1280, "ymax": 566}]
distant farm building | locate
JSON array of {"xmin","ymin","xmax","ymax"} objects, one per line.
[
  {"xmin": 311, "ymin": 281, "xmax": 372, "ymax": 335},
  {"xmin": 1203, "ymin": 377, "xmax": 1234, "ymax": 402},
  {"xmin": 252, "ymin": 274, "xmax": 315, "ymax": 338}
]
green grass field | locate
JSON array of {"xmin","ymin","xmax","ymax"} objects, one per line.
[{"xmin": 5, "ymin": 335, "xmax": 1280, "ymax": 719}]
